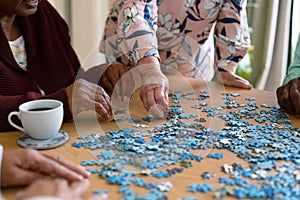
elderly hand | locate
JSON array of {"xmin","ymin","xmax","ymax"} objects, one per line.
[
  {"xmin": 16, "ymin": 178, "xmax": 107, "ymax": 200},
  {"xmin": 137, "ymin": 57, "xmax": 169, "ymax": 118},
  {"xmin": 101, "ymin": 63, "xmax": 129, "ymax": 95},
  {"xmin": 100, "ymin": 63, "xmax": 134, "ymax": 102},
  {"xmin": 66, "ymin": 79, "xmax": 112, "ymax": 119},
  {"xmin": 1, "ymin": 148, "xmax": 90, "ymax": 188},
  {"xmin": 217, "ymin": 70, "xmax": 252, "ymax": 89},
  {"xmin": 276, "ymin": 77, "xmax": 300, "ymax": 114}
]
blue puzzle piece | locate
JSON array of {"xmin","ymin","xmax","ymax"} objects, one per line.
[{"xmin": 207, "ymin": 153, "xmax": 223, "ymax": 160}]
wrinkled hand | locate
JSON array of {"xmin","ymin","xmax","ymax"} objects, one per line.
[
  {"xmin": 100, "ymin": 63, "xmax": 134, "ymax": 101},
  {"xmin": 16, "ymin": 178, "xmax": 107, "ymax": 200},
  {"xmin": 66, "ymin": 79, "xmax": 112, "ymax": 119},
  {"xmin": 217, "ymin": 71, "xmax": 252, "ymax": 89},
  {"xmin": 1, "ymin": 148, "xmax": 90, "ymax": 188},
  {"xmin": 137, "ymin": 57, "xmax": 169, "ymax": 118},
  {"xmin": 276, "ymin": 77, "xmax": 300, "ymax": 114}
]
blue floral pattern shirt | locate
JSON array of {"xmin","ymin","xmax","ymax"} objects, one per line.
[{"xmin": 101, "ymin": 0, "xmax": 250, "ymax": 80}]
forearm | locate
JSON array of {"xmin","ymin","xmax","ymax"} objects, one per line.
[
  {"xmin": 215, "ymin": 0, "xmax": 250, "ymax": 73},
  {"xmin": 117, "ymin": 0, "xmax": 160, "ymax": 64}
]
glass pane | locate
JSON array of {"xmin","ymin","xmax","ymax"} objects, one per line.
[{"xmin": 291, "ymin": 0, "xmax": 300, "ymax": 62}]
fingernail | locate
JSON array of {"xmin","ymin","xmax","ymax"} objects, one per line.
[{"xmin": 76, "ymin": 175, "xmax": 84, "ymax": 181}]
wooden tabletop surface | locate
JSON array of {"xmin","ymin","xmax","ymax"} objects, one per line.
[{"xmin": 1, "ymin": 76, "xmax": 300, "ymax": 200}]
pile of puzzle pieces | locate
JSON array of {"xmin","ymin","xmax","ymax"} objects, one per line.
[{"xmin": 72, "ymin": 89, "xmax": 300, "ymax": 200}]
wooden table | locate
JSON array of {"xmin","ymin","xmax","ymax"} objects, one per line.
[{"xmin": 1, "ymin": 76, "xmax": 300, "ymax": 200}]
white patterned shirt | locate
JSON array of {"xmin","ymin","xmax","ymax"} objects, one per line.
[{"xmin": 9, "ymin": 35, "xmax": 27, "ymax": 70}]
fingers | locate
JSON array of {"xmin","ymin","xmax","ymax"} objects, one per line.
[
  {"xmin": 217, "ymin": 71, "xmax": 252, "ymax": 89},
  {"xmin": 228, "ymin": 78, "xmax": 252, "ymax": 89},
  {"xmin": 72, "ymin": 79, "xmax": 112, "ymax": 119},
  {"xmin": 164, "ymin": 88, "xmax": 169, "ymax": 104},
  {"xmin": 16, "ymin": 149, "xmax": 86, "ymax": 182},
  {"xmin": 1, "ymin": 149, "xmax": 49, "ymax": 187},
  {"xmin": 85, "ymin": 84, "xmax": 111, "ymax": 118},
  {"xmin": 6, "ymin": 169, "xmax": 47, "ymax": 187},
  {"xmin": 95, "ymin": 101, "xmax": 111, "ymax": 120},
  {"xmin": 277, "ymin": 80, "xmax": 300, "ymax": 114},
  {"xmin": 290, "ymin": 86, "xmax": 300, "ymax": 114},
  {"xmin": 70, "ymin": 179, "xmax": 91, "ymax": 197},
  {"xmin": 15, "ymin": 179, "xmax": 53, "ymax": 200},
  {"xmin": 140, "ymin": 85, "xmax": 169, "ymax": 118},
  {"xmin": 2, "ymin": 148, "xmax": 90, "ymax": 189},
  {"xmin": 154, "ymin": 87, "xmax": 169, "ymax": 111},
  {"xmin": 143, "ymin": 89, "xmax": 154, "ymax": 111},
  {"xmin": 71, "ymin": 180, "xmax": 108, "ymax": 200},
  {"xmin": 16, "ymin": 178, "xmax": 93, "ymax": 200},
  {"xmin": 94, "ymin": 87, "xmax": 112, "ymax": 119},
  {"xmin": 277, "ymin": 85, "xmax": 294, "ymax": 112},
  {"xmin": 32, "ymin": 154, "xmax": 86, "ymax": 182},
  {"xmin": 86, "ymin": 194, "xmax": 108, "ymax": 200},
  {"xmin": 43, "ymin": 153, "xmax": 90, "ymax": 180},
  {"xmin": 16, "ymin": 178, "xmax": 66, "ymax": 200}
]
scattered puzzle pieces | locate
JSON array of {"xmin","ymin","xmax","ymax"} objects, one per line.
[{"xmin": 73, "ymin": 91, "xmax": 300, "ymax": 199}]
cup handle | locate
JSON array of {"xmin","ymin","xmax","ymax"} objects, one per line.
[{"xmin": 8, "ymin": 111, "xmax": 25, "ymax": 132}]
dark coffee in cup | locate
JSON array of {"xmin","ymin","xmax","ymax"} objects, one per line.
[{"xmin": 28, "ymin": 107, "xmax": 54, "ymax": 111}]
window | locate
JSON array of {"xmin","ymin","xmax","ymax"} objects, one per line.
[{"xmin": 291, "ymin": 0, "xmax": 300, "ymax": 63}]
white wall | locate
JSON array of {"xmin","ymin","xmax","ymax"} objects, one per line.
[
  {"xmin": 71, "ymin": 0, "xmax": 109, "ymax": 64},
  {"xmin": 48, "ymin": 0, "xmax": 68, "ymax": 21},
  {"xmin": 48, "ymin": 0, "xmax": 109, "ymax": 66}
]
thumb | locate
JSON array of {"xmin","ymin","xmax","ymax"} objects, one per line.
[
  {"xmin": 217, "ymin": 71, "xmax": 252, "ymax": 89},
  {"xmin": 85, "ymin": 194, "xmax": 108, "ymax": 200},
  {"xmin": 70, "ymin": 179, "xmax": 90, "ymax": 197},
  {"xmin": 230, "ymin": 78, "xmax": 252, "ymax": 89}
]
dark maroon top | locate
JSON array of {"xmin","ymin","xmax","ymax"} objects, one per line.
[{"xmin": 0, "ymin": 0, "xmax": 105, "ymax": 131}]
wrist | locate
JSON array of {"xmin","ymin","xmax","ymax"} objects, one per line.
[
  {"xmin": 137, "ymin": 56, "xmax": 160, "ymax": 66},
  {"xmin": 217, "ymin": 60, "xmax": 238, "ymax": 74}
]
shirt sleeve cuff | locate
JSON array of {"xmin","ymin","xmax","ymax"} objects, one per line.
[{"xmin": 283, "ymin": 64, "xmax": 300, "ymax": 85}]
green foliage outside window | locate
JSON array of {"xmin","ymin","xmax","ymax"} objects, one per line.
[{"xmin": 236, "ymin": 1, "xmax": 259, "ymax": 78}]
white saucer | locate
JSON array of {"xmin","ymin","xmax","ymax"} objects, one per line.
[{"xmin": 17, "ymin": 130, "xmax": 69, "ymax": 150}]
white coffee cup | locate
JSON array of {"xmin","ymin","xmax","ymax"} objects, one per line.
[{"xmin": 8, "ymin": 99, "xmax": 64, "ymax": 140}]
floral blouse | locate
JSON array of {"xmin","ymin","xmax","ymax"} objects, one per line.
[{"xmin": 100, "ymin": 0, "xmax": 250, "ymax": 80}]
